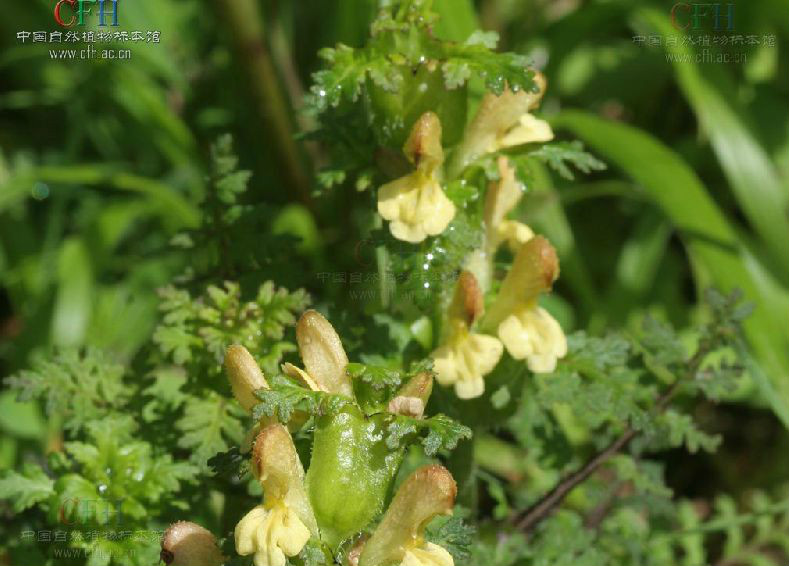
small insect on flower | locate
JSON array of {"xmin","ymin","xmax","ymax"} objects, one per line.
[{"xmin": 377, "ymin": 111, "xmax": 456, "ymax": 243}]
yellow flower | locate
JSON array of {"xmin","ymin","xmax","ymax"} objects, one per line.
[
  {"xmin": 431, "ymin": 272, "xmax": 503, "ymax": 399},
  {"xmin": 498, "ymin": 306, "xmax": 567, "ymax": 373},
  {"xmin": 235, "ymin": 503, "xmax": 310, "ymax": 566},
  {"xmin": 402, "ymin": 543, "xmax": 455, "ymax": 566},
  {"xmin": 483, "ymin": 236, "xmax": 567, "ymax": 374},
  {"xmin": 378, "ymin": 112, "xmax": 456, "ymax": 243},
  {"xmin": 452, "ymin": 73, "xmax": 552, "ymax": 172},
  {"xmin": 495, "ymin": 220, "xmax": 534, "ymax": 252},
  {"xmin": 497, "ymin": 112, "xmax": 554, "ymax": 149},
  {"xmin": 432, "ymin": 322, "xmax": 504, "ymax": 399},
  {"xmin": 235, "ymin": 425, "xmax": 318, "ymax": 566},
  {"xmin": 358, "ymin": 466, "xmax": 457, "ymax": 566}
]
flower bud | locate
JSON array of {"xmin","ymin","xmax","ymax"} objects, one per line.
[
  {"xmin": 296, "ymin": 310, "xmax": 353, "ymax": 396},
  {"xmin": 388, "ymin": 396, "xmax": 425, "ymax": 418},
  {"xmin": 388, "ymin": 371, "xmax": 433, "ymax": 417},
  {"xmin": 224, "ymin": 345, "xmax": 268, "ymax": 412},
  {"xmin": 358, "ymin": 465, "xmax": 457, "ymax": 566},
  {"xmin": 161, "ymin": 521, "xmax": 224, "ymax": 566}
]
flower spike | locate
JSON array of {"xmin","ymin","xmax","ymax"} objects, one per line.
[
  {"xmin": 358, "ymin": 465, "xmax": 457, "ymax": 566},
  {"xmin": 377, "ymin": 112, "xmax": 456, "ymax": 243},
  {"xmin": 235, "ymin": 425, "xmax": 318, "ymax": 566}
]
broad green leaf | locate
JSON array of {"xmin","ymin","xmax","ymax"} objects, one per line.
[
  {"xmin": 637, "ymin": 8, "xmax": 789, "ymax": 276},
  {"xmin": 552, "ymin": 110, "xmax": 789, "ymax": 426},
  {"xmin": 52, "ymin": 238, "xmax": 93, "ymax": 347},
  {"xmin": 432, "ymin": 0, "xmax": 478, "ymax": 42},
  {"xmin": 0, "ymin": 391, "xmax": 46, "ymax": 440},
  {"xmin": 604, "ymin": 211, "xmax": 672, "ymax": 325}
]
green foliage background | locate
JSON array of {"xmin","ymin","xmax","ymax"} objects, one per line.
[{"xmin": 0, "ymin": 0, "xmax": 788, "ymax": 565}]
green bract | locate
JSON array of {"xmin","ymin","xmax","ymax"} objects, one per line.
[
  {"xmin": 306, "ymin": 408, "xmax": 404, "ymax": 550},
  {"xmin": 365, "ymin": 64, "xmax": 467, "ymax": 149}
]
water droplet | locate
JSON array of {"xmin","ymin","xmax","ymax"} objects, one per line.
[{"xmin": 31, "ymin": 182, "xmax": 49, "ymax": 200}]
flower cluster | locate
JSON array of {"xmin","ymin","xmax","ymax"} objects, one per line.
[
  {"xmin": 161, "ymin": 71, "xmax": 568, "ymax": 566},
  {"xmin": 177, "ymin": 310, "xmax": 460, "ymax": 566},
  {"xmin": 376, "ymin": 73, "xmax": 567, "ymax": 399}
]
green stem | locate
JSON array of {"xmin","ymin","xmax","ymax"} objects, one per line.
[{"xmin": 215, "ymin": 0, "xmax": 312, "ymax": 207}]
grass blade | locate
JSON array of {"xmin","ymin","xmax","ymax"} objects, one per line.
[
  {"xmin": 636, "ymin": 8, "xmax": 789, "ymax": 277},
  {"xmin": 552, "ymin": 109, "xmax": 789, "ymax": 425}
]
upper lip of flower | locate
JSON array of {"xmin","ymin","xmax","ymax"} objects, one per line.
[
  {"xmin": 357, "ymin": 465, "xmax": 457, "ymax": 566},
  {"xmin": 449, "ymin": 72, "xmax": 552, "ymax": 175},
  {"xmin": 224, "ymin": 344, "xmax": 270, "ymax": 412},
  {"xmin": 289, "ymin": 309, "xmax": 353, "ymax": 397}
]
